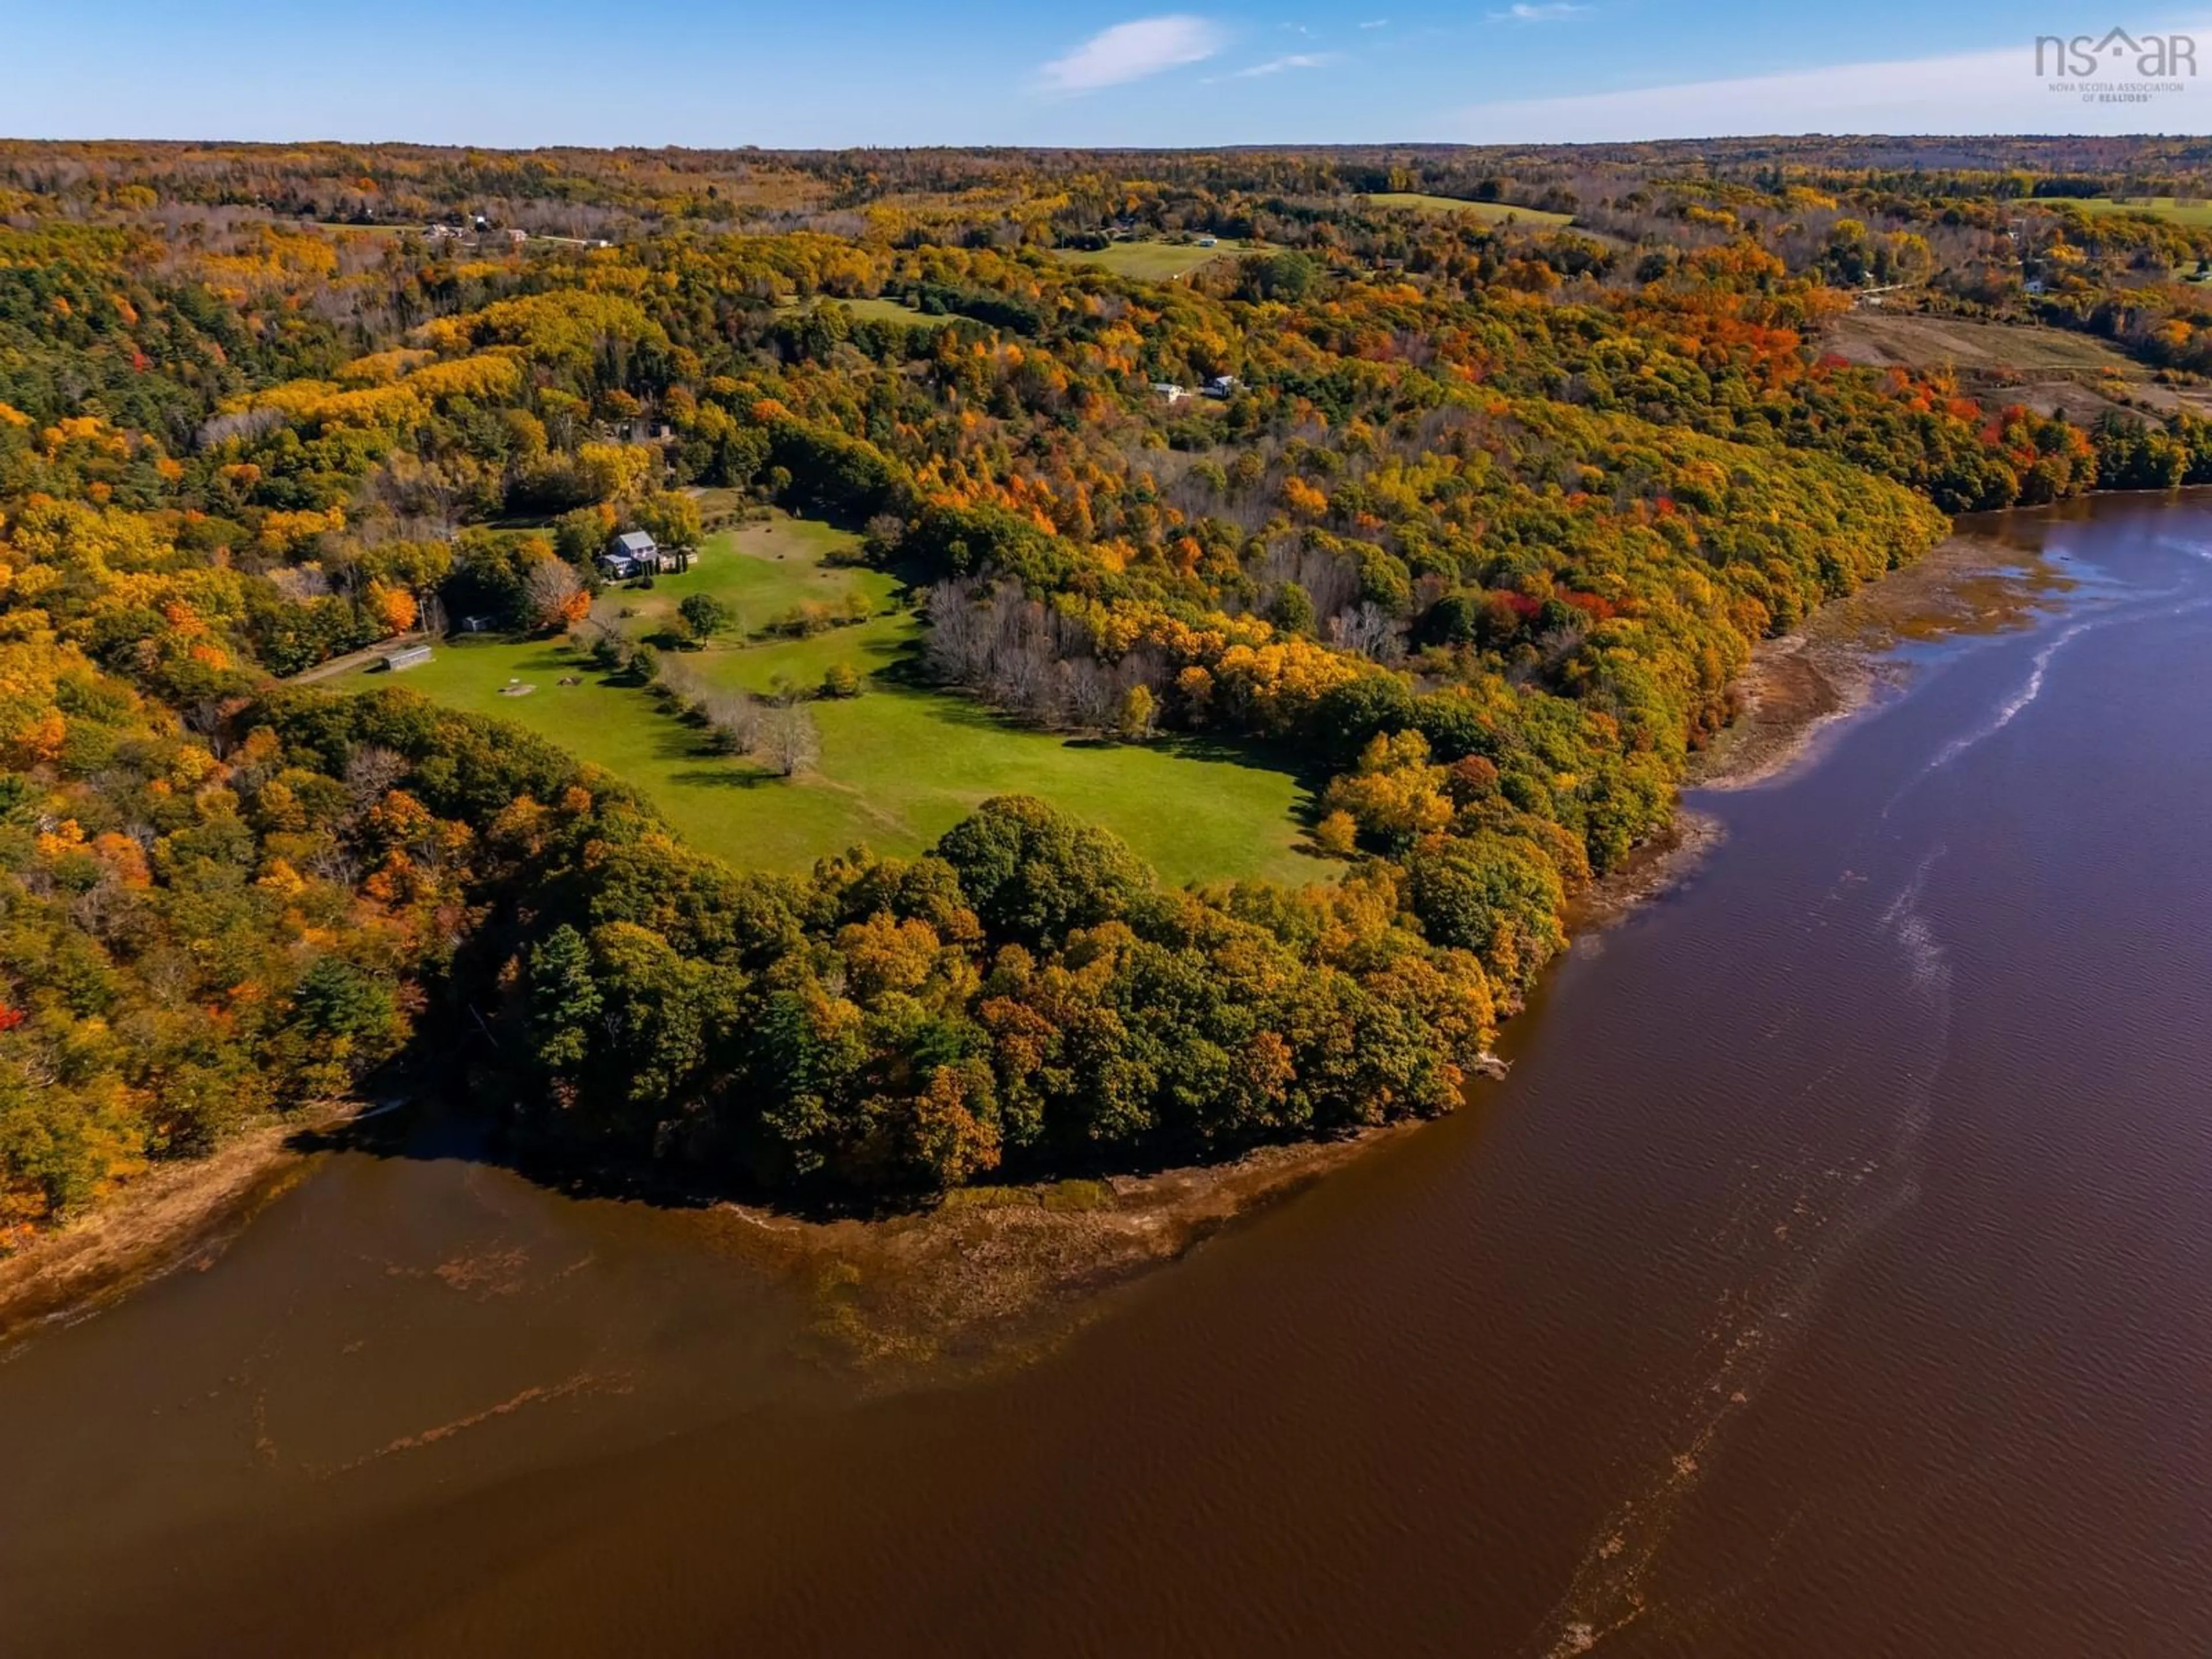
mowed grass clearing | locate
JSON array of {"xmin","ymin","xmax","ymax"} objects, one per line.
[
  {"xmin": 801, "ymin": 294, "xmax": 950, "ymax": 328},
  {"xmin": 771, "ymin": 294, "xmax": 950, "ymax": 329},
  {"xmin": 837, "ymin": 296, "xmax": 946, "ymax": 326},
  {"xmin": 1050, "ymin": 240, "xmax": 1243, "ymax": 281},
  {"xmin": 353, "ymin": 517, "xmax": 1317, "ymax": 887},
  {"xmin": 1362, "ymin": 194, "xmax": 1575, "ymax": 227},
  {"xmin": 615, "ymin": 512, "xmax": 901, "ymax": 639},
  {"xmin": 2073, "ymin": 196, "xmax": 2212, "ymax": 227}
]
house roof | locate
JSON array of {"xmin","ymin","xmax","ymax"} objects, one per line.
[{"xmin": 615, "ymin": 530, "xmax": 657, "ymax": 553}]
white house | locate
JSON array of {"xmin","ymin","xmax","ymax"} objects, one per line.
[{"xmin": 596, "ymin": 529, "xmax": 662, "ymax": 579}]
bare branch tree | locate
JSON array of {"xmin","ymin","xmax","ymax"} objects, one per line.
[
  {"xmin": 1327, "ymin": 601, "xmax": 1405, "ymax": 662},
  {"xmin": 762, "ymin": 703, "xmax": 820, "ymax": 778},
  {"xmin": 343, "ymin": 745, "xmax": 410, "ymax": 807},
  {"xmin": 521, "ymin": 559, "xmax": 584, "ymax": 632}
]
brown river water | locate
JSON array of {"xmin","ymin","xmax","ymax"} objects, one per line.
[{"xmin": 5, "ymin": 494, "xmax": 2212, "ymax": 1657}]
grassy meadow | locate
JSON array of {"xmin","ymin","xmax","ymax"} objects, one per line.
[
  {"xmin": 616, "ymin": 513, "xmax": 902, "ymax": 638},
  {"xmin": 2073, "ymin": 195, "xmax": 2212, "ymax": 227},
  {"xmin": 1362, "ymin": 194, "xmax": 1576, "ymax": 227},
  {"xmin": 774, "ymin": 294, "xmax": 950, "ymax": 329},
  {"xmin": 356, "ymin": 513, "xmax": 1317, "ymax": 887},
  {"xmin": 818, "ymin": 294, "xmax": 948, "ymax": 327},
  {"xmin": 1050, "ymin": 240, "xmax": 1243, "ymax": 281}
]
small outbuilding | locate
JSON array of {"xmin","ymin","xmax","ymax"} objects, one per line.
[{"xmin": 382, "ymin": 643, "xmax": 434, "ymax": 672}]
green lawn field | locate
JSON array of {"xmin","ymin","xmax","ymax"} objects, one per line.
[
  {"xmin": 1362, "ymin": 194, "xmax": 1576, "ymax": 227},
  {"xmin": 778, "ymin": 294, "xmax": 948, "ymax": 328},
  {"xmin": 2073, "ymin": 196, "xmax": 2212, "ymax": 227},
  {"xmin": 613, "ymin": 513, "xmax": 901, "ymax": 641},
  {"xmin": 1050, "ymin": 240, "xmax": 1243, "ymax": 281},
  {"xmin": 822, "ymin": 294, "xmax": 948, "ymax": 327},
  {"xmin": 354, "ymin": 515, "xmax": 1317, "ymax": 887}
]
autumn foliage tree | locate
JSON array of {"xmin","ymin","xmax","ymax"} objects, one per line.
[{"xmin": 12, "ymin": 135, "xmax": 2205, "ymax": 1228}]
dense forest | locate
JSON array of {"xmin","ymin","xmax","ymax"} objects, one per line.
[{"xmin": 6, "ymin": 135, "xmax": 2210, "ymax": 1237}]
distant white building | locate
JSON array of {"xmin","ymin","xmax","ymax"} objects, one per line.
[
  {"xmin": 1204, "ymin": 374, "xmax": 1240, "ymax": 399},
  {"xmin": 1153, "ymin": 381, "xmax": 1188, "ymax": 404}
]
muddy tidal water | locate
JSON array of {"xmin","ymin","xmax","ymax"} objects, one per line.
[{"xmin": 7, "ymin": 495, "xmax": 2212, "ymax": 1657}]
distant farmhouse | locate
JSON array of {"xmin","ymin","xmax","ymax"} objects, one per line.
[
  {"xmin": 597, "ymin": 529, "xmax": 661, "ymax": 579},
  {"xmin": 595, "ymin": 528, "xmax": 695, "ymax": 581}
]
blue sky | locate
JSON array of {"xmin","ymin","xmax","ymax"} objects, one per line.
[{"xmin": 13, "ymin": 2, "xmax": 2212, "ymax": 146}]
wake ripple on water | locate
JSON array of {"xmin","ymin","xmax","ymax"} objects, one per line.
[
  {"xmin": 1888, "ymin": 579, "xmax": 2212, "ymax": 820},
  {"xmin": 1526, "ymin": 550, "xmax": 2212, "ymax": 1656},
  {"xmin": 2156, "ymin": 534, "xmax": 2212, "ymax": 564},
  {"xmin": 1919, "ymin": 621, "xmax": 2090, "ymax": 777},
  {"xmin": 1525, "ymin": 854, "xmax": 1954, "ymax": 1657}
]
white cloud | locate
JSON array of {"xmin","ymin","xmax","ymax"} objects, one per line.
[
  {"xmin": 1036, "ymin": 15, "xmax": 1227, "ymax": 93},
  {"xmin": 1490, "ymin": 3, "xmax": 1589, "ymax": 20},
  {"xmin": 1359, "ymin": 18, "xmax": 1389, "ymax": 28},
  {"xmin": 1452, "ymin": 31, "xmax": 2212, "ymax": 142},
  {"xmin": 1227, "ymin": 51, "xmax": 1336, "ymax": 78}
]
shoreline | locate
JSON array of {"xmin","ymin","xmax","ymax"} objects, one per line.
[
  {"xmin": 1692, "ymin": 530, "xmax": 2072, "ymax": 794},
  {"xmin": 726, "ymin": 787, "xmax": 1760, "ymax": 1377},
  {"xmin": 699, "ymin": 1126, "xmax": 1429, "ymax": 1379},
  {"xmin": 734, "ymin": 528, "xmax": 2070, "ymax": 1370},
  {"xmin": 0, "ymin": 531, "xmax": 2058, "ymax": 1365},
  {"xmin": 0, "ymin": 1103, "xmax": 360, "ymax": 1350}
]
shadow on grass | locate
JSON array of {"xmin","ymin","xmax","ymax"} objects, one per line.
[{"xmin": 666, "ymin": 766, "xmax": 785, "ymax": 790}]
